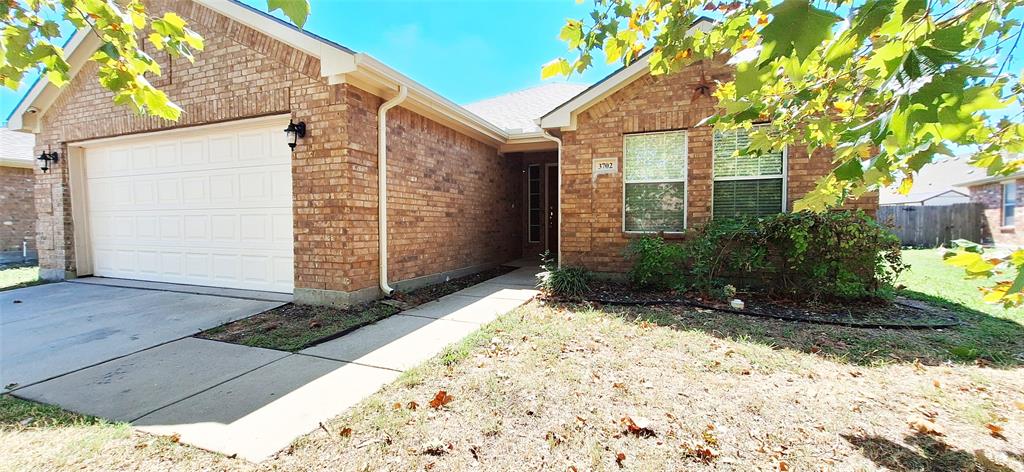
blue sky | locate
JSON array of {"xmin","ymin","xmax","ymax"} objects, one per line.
[
  {"xmin": 0, "ymin": 0, "xmax": 618, "ymax": 120},
  {"xmin": 2, "ymin": 1, "xmax": 1021, "ymax": 128}
]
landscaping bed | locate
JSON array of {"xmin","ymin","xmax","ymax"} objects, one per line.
[
  {"xmin": 579, "ymin": 280, "xmax": 961, "ymax": 329},
  {"xmin": 198, "ymin": 265, "xmax": 515, "ymax": 351}
]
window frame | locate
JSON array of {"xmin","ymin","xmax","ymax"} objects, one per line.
[
  {"xmin": 621, "ymin": 129, "xmax": 689, "ymax": 234},
  {"xmin": 710, "ymin": 126, "xmax": 788, "ymax": 220},
  {"xmin": 1003, "ymin": 181, "xmax": 1016, "ymax": 227},
  {"xmin": 527, "ymin": 164, "xmax": 542, "ymax": 243}
]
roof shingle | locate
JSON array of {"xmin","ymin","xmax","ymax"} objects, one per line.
[{"xmin": 463, "ymin": 82, "xmax": 590, "ymax": 133}]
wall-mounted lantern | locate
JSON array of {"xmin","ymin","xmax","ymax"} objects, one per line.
[
  {"xmin": 37, "ymin": 146, "xmax": 59, "ymax": 173},
  {"xmin": 284, "ymin": 120, "xmax": 306, "ymax": 150}
]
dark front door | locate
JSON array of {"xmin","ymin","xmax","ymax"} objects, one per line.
[{"xmin": 546, "ymin": 165, "xmax": 558, "ymax": 254}]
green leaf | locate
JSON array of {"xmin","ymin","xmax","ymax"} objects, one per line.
[
  {"xmin": 559, "ymin": 20, "xmax": 583, "ymax": 49},
  {"xmin": 759, "ymin": 0, "xmax": 841, "ymax": 63},
  {"xmin": 834, "ymin": 159, "xmax": 863, "ymax": 181},
  {"xmin": 267, "ymin": 0, "xmax": 310, "ymax": 29},
  {"xmin": 541, "ymin": 58, "xmax": 571, "ymax": 79},
  {"xmin": 1007, "ymin": 267, "xmax": 1024, "ymax": 295},
  {"xmin": 734, "ymin": 60, "xmax": 769, "ymax": 96}
]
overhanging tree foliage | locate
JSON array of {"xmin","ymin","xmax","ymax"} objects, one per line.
[
  {"xmin": 1, "ymin": 0, "xmax": 311, "ymax": 120},
  {"xmin": 545, "ymin": 0, "xmax": 1024, "ymax": 305}
]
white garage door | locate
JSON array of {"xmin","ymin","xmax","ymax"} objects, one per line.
[{"xmin": 82, "ymin": 118, "xmax": 294, "ymax": 293}]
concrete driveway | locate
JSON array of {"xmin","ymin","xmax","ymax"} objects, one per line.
[{"xmin": 0, "ymin": 280, "xmax": 284, "ymax": 391}]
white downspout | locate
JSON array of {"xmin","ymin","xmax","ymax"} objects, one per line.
[
  {"xmin": 378, "ymin": 85, "xmax": 408, "ymax": 295},
  {"xmin": 540, "ymin": 130, "xmax": 562, "ymax": 268}
]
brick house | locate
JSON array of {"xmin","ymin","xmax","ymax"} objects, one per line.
[
  {"xmin": 0, "ymin": 129, "xmax": 37, "ymax": 264},
  {"xmin": 961, "ymin": 166, "xmax": 1024, "ymax": 246},
  {"xmin": 7, "ymin": 0, "xmax": 875, "ymax": 305}
]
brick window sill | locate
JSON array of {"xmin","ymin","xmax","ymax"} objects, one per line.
[{"xmin": 1000, "ymin": 226, "xmax": 1015, "ymax": 233}]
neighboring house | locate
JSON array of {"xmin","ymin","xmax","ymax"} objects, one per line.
[
  {"xmin": 879, "ymin": 155, "xmax": 975, "ymax": 207},
  {"xmin": 7, "ymin": 0, "xmax": 875, "ymax": 305},
  {"xmin": 960, "ymin": 155, "xmax": 1024, "ymax": 246},
  {"xmin": 0, "ymin": 128, "xmax": 37, "ymax": 263}
]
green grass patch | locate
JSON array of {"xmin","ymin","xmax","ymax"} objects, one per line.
[
  {"xmin": 0, "ymin": 266, "xmax": 43, "ymax": 291},
  {"xmin": 0, "ymin": 395, "xmax": 111, "ymax": 430},
  {"xmin": 898, "ymin": 249, "xmax": 1024, "ymax": 365}
]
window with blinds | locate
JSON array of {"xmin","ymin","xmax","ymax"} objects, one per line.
[
  {"xmin": 712, "ymin": 127, "xmax": 785, "ymax": 220},
  {"xmin": 623, "ymin": 130, "xmax": 687, "ymax": 232}
]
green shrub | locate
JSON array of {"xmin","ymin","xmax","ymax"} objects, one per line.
[
  {"xmin": 757, "ymin": 210, "xmax": 906, "ymax": 299},
  {"xmin": 624, "ymin": 211, "xmax": 906, "ymax": 300},
  {"xmin": 538, "ymin": 252, "xmax": 591, "ymax": 299},
  {"xmin": 623, "ymin": 235, "xmax": 687, "ymax": 290}
]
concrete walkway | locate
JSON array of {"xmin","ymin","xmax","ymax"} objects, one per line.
[
  {"xmin": 14, "ymin": 265, "xmax": 541, "ymax": 462},
  {"xmin": 2, "ymin": 282, "xmax": 284, "ymax": 391}
]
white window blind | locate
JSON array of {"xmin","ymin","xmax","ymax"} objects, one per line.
[
  {"xmin": 712, "ymin": 127, "xmax": 785, "ymax": 220},
  {"xmin": 623, "ymin": 131, "xmax": 687, "ymax": 232}
]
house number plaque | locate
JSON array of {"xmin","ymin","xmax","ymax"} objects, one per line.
[{"xmin": 593, "ymin": 157, "xmax": 618, "ymax": 177}]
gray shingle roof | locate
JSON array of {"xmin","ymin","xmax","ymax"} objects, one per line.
[
  {"xmin": 879, "ymin": 155, "xmax": 978, "ymax": 204},
  {"xmin": 463, "ymin": 82, "xmax": 590, "ymax": 133},
  {"xmin": 0, "ymin": 128, "xmax": 34, "ymax": 164}
]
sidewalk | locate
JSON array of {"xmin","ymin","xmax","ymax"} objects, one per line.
[{"xmin": 20, "ymin": 264, "xmax": 541, "ymax": 462}]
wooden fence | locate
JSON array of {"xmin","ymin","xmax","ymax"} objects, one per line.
[{"xmin": 877, "ymin": 203, "xmax": 985, "ymax": 248}]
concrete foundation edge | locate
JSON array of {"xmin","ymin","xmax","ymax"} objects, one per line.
[{"xmin": 293, "ymin": 261, "xmax": 503, "ymax": 307}]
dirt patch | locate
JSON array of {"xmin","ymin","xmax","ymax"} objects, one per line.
[
  {"xmin": 580, "ymin": 280, "xmax": 959, "ymax": 328},
  {"xmin": 198, "ymin": 265, "xmax": 516, "ymax": 351}
]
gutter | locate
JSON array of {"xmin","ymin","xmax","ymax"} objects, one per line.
[
  {"xmin": 540, "ymin": 130, "xmax": 562, "ymax": 268},
  {"xmin": 378, "ymin": 85, "xmax": 409, "ymax": 296}
]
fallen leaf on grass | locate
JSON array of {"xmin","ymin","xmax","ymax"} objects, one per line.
[
  {"xmin": 339, "ymin": 427, "xmax": 352, "ymax": 438},
  {"xmin": 407, "ymin": 401, "xmax": 419, "ymax": 410},
  {"xmin": 985, "ymin": 423, "xmax": 1006, "ymax": 439},
  {"xmin": 1014, "ymin": 400, "xmax": 1024, "ymax": 411},
  {"xmin": 429, "ymin": 390, "xmax": 454, "ymax": 409},
  {"xmin": 392, "ymin": 402, "xmax": 402, "ymax": 410},
  {"xmin": 620, "ymin": 415, "xmax": 655, "ymax": 436},
  {"xmin": 308, "ymin": 320, "xmax": 322, "ymax": 329},
  {"xmin": 778, "ymin": 460, "xmax": 789, "ymax": 471},
  {"xmin": 908, "ymin": 417, "xmax": 945, "ymax": 436},
  {"xmin": 682, "ymin": 443, "xmax": 718, "ymax": 464},
  {"xmin": 615, "ymin": 452, "xmax": 626, "ymax": 467},
  {"xmin": 169, "ymin": 433, "xmax": 181, "ymax": 443}
]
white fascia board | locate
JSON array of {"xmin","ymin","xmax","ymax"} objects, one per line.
[
  {"xmin": 7, "ymin": 29, "xmax": 96, "ymax": 133},
  {"xmin": 0, "ymin": 158, "xmax": 34, "ymax": 168},
  {"xmin": 537, "ymin": 55, "xmax": 651, "ymax": 131},
  {"xmin": 193, "ymin": 0, "xmax": 357, "ymax": 76},
  {"xmin": 501, "ymin": 131, "xmax": 558, "ymax": 153},
  {"xmin": 348, "ymin": 54, "xmax": 509, "ymax": 145}
]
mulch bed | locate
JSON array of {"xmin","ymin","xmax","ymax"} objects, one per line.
[
  {"xmin": 198, "ymin": 265, "xmax": 517, "ymax": 351},
  {"xmin": 578, "ymin": 280, "xmax": 960, "ymax": 329}
]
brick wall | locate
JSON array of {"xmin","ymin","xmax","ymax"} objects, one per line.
[
  {"xmin": 340, "ymin": 87, "xmax": 520, "ymax": 291},
  {"xmin": 0, "ymin": 166, "xmax": 35, "ymax": 253},
  {"xmin": 969, "ymin": 181, "xmax": 1022, "ymax": 245},
  {"xmin": 559, "ymin": 60, "xmax": 878, "ymax": 273},
  {"xmin": 31, "ymin": 0, "xmax": 518, "ymax": 301}
]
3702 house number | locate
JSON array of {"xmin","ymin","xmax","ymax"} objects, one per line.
[{"xmin": 593, "ymin": 158, "xmax": 618, "ymax": 176}]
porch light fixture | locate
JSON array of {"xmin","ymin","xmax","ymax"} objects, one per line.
[
  {"xmin": 37, "ymin": 146, "xmax": 59, "ymax": 173},
  {"xmin": 284, "ymin": 120, "xmax": 306, "ymax": 150}
]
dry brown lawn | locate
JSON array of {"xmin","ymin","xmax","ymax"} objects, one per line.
[{"xmin": 2, "ymin": 300, "xmax": 1023, "ymax": 471}]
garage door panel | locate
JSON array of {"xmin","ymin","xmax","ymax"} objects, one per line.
[{"xmin": 84, "ymin": 120, "xmax": 294, "ymax": 293}]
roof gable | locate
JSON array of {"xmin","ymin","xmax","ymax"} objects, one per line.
[{"xmin": 538, "ymin": 17, "xmax": 714, "ymax": 131}]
